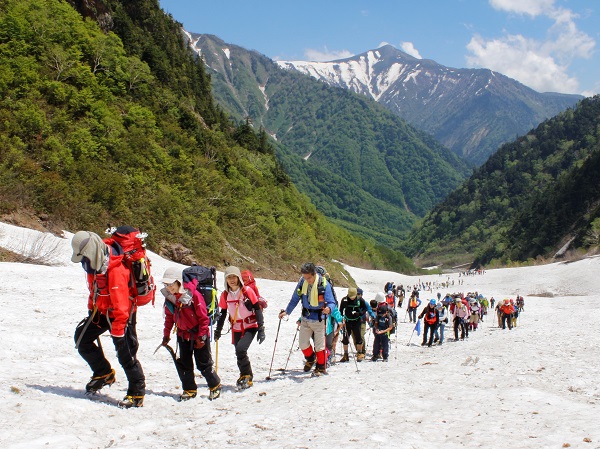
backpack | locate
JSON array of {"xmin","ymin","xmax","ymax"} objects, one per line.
[
  {"xmin": 316, "ymin": 265, "xmax": 338, "ymax": 305},
  {"xmin": 107, "ymin": 225, "xmax": 155, "ymax": 307},
  {"xmin": 240, "ymin": 269, "xmax": 268, "ymax": 309},
  {"xmin": 409, "ymin": 296, "xmax": 418, "ymax": 308},
  {"xmin": 182, "ymin": 264, "xmax": 219, "ymax": 323}
]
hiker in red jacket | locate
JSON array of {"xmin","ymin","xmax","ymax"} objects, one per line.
[
  {"xmin": 161, "ymin": 266, "xmax": 221, "ymax": 402},
  {"xmin": 499, "ymin": 299, "xmax": 515, "ymax": 330},
  {"xmin": 72, "ymin": 231, "xmax": 145, "ymax": 408}
]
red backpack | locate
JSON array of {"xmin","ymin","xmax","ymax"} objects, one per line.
[
  {"xmin": 107, "ymin": 225, "xmax": 156, "ymax": 307},
  {"xmin": 240, "ymin": 269, "xmax": 268, "ymax": 309}
]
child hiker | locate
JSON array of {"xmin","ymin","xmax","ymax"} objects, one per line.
[{"xmin": 161, "ymin": 266, "xmax": 221, "ymax": 401}]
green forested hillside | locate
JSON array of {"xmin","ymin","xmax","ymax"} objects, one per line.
[
  {"xmin": 0, "ymin": 0, "xmax": 412, "ymax": 278},
  {"xmin": 193, "ymin": 34, "xmax": 471, "ymax": 247},
  {"xmin": 405, "ymin": 95, "xmax": 600, "ymax": 267}
]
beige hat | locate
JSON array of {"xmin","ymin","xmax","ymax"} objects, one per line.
[
  {"xmin": 71, "ymin": 231, "xmax": 107, "ymax": 272},
  {"xmin": 347, "ymin": 287, "xmax": 357, "ymax": 299},
  {"xmin": 224, "ymin": 266, "xmax": 243, "ymax": 291},
  {"xmin": 161, "ymin": 266, "xmax": 185, "ymax": 294}
]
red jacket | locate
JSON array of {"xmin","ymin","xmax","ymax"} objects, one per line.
[
  {"xmin": 163, "ymin": 279, "xmax": 209, "ymax": 341},
  {"xmin": 500, "ymin": 303, "xmax": 515, "ymax": 315},
  {"xmin": 85, "ymin": 240, "xmax": 132, "ymax": 338}
]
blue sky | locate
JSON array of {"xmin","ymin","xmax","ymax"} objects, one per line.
[{"xmin": 159, "ymin": 0, "xmax": 598, "ymax": 96}]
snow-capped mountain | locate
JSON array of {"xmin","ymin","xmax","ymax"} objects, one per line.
[{"xmin": 278, "ymin": 45, "xmax": 582, "ymax": 165}]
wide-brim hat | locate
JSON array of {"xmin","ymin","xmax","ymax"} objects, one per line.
[{"xmin": 161, "ymin": 266, "xmax": 185, "ymax": 294}]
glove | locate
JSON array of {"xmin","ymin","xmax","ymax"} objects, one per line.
[
  {"xmin": 162, "ymin": 336, "xmax": 170, "ymax": 346},
  {"xmin": 257, "ymin": 326, "xmax": 265, "ymax": 344},
  {"xmin": 194, "ymin": 337, "xmax": 206, "ymax": 349},
  {"xmin": 278, "ymin": 309, "xmax": 287, "ymax": 320},
  {"xmin": 244, "ymin": 299, "xmax": 254, "ymax": 311},
  {"xmin": 214, "ymin": 329, "xmax": 221, "ymax": 341}
]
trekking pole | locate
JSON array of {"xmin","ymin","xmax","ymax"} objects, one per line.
[
  {"xmin": 215, "ymin": 340, "xmax": 219, "ymax": 373},
  {"xmin": 407, "ymin": 329, "xmax": 416, "ymax": 346},
  {"xmin": 350, "ymin": 341, "xmax": 360, "ymax": 373},
  {"xmin": 266, "ymin": 318, "xmax": 282, "ymax": 380},
  {"xmin": 279, "ymin": 325, "xmax": 299, "ymax": 372},
  {"xmin": 403, "ymin": 309, "xmax": 408, "ymax": 323}
]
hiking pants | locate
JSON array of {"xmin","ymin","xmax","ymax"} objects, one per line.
[
  {"xmin": 408, "ymin": 307, "xmax": 417, "ymax": 322},
  {"xmin": 422, "ymin": 322, "xmax": 438, "ymax": 346},
  {"xmin": 373, "ymin": 333, "xmax": 389, "ymax": 359},
  {"xmin": 342, "ymin": 320, "xmax": 363, "ymax": 346},
  {"xmin": 75, "ymin": 311, "xmax": 145, "ymax": 396},
  {"xmin": 176, "ymin": 336, "xmax": 221, "ymax": 390},
  {"xmin": 359, "ymin": 322, "xmax": 367, "ymax": 354},
  {"xmin": 502, "ymin": 313, "xmax": 513, "ymax": 330},
  {"xmin": 434, "ymin": 323, "xmax": 445, "ymax": 344},
  {"xmin": 299, "ymin": 319, "xmax": 326, "ymax": 353},
  {"xmin": 453, "ymin": 316, "xmax": 466, "ymax": 340},
  {"xmin": 233, "ymin": 328, "xmax": 258, "ymax": 377}
]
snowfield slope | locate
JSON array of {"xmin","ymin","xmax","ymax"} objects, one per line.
[{"xmin": 1, "ymin": 222, "xmax": 599, "ymax": 449}]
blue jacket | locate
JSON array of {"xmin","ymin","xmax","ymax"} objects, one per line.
[{"xmin": 285, "ymin": 274, "xmax": 337, "ymax": 321}]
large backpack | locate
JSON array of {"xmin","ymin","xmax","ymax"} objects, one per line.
[
  {"xmin": 107, "ymin": 225, "xmax": 155, "ymax": 307},
  {"xmin": 240, "ymin": 269, "xmax": 268, "ymax": 310},
  {"xmin": 182, "ymin": 264, "xmax": 219, "ymax": 323},
  {"xmin": 316, "ymin": 265, "xmax": 337, "ymax": 305}
]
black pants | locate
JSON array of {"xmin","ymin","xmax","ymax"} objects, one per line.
[
  {"xmin": 422, "ymin": 322, "xmax": 438, "ymax": 345},
  {"xmin": 233, "ymin": 328, "xmax": 257, "ymax": 377},
  {"xmin": 74, "ymin": 311, "xmax": 145, "ymax": 396},
  {"xmin": 502, "ymin": 313, "xmax": 513, "ymax": 329},
  {"xmin": 341, "ymin": 320, "xmax": 363, "ymax": 346},
  {"xmin": 453, "ymin": 317, "xmax": 467, "ymax": 340},
  {"xmin": 176, "ymin": 336, "xmax": 220, "ymax": 391}
]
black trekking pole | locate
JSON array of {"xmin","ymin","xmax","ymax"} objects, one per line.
[
  {"xmin": 266, "ymin": 318, "xmax": 282, "ymax": 380},
  {"xmin": 278, "ymin": 324, "xmax": 299, "ymax": 373}
]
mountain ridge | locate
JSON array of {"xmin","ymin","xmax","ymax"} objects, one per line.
[
  {"xmin": 189, "ymin": 34, "xmax": 471, "ymax": 247},
  {"xmin": 277, "ymin": 44, "xmax": 583, "ymax": 165}
]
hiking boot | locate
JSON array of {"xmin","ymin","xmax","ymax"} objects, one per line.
[
  {"xmin": 236, "ymin": 375, "xmax": 253, "ymax": 390},
  {"xmin": 371, "ymin": 355, "xmax": 379, "ymax": 362},
  {"xmin": 339, "ymin": 353, "xmax": 350, "ymax": 363},
  {"xmin": 209, "ymin": 384, "xmax": 221, "ymax": 401},
  {"xmin": 356, "ymin": 353, "xmax": 365, "ymax": 362},
  {"xmin": 179, "ymin": 390, "xmax": 197, "ymax": 402},
  {"xmin": 85, "ymin": 369, "xmax": 116, "ymax": 393},
  {"xmin": 382, "ymin": 358, "xmax": 388, "ymax": 362},
  {"xmin": 118, "ymin": 395, "xmax": 144, "ymax": 408},
  {"xmin": 312, "ymin": 364, "xmax": 327, "ymax": 377},
  {"xmin": 303, "ymin": 355, "xmax": 316, "ymax": 372}
]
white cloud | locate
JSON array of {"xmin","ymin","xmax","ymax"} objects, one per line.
[
  {"xmin": 400, "ymin": 41, "xmax": 422, "ymax": 59},
  {"xmin": 466, "ymin": 34, "xmax": 579, "ymax": 92},
  {"xmin": 465, "ymin": 1, "xmax": 595, "ymax": 94},
  {"xmin": 304, "ymin": 47, "xmax": 354, "ymax": 62},
  {"xmin": 489, "ymin": 0, "xmax": 555, "ymax": 17}
]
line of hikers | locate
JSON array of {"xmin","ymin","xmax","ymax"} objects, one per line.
[{"xmin": 70, "ymin": 230, "xmax": 521, "ymax": 408}]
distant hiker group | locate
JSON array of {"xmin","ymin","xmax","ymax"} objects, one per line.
[{"xmin": 70, "ymin": 230, "xmax": 521, "ymax": 408}]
